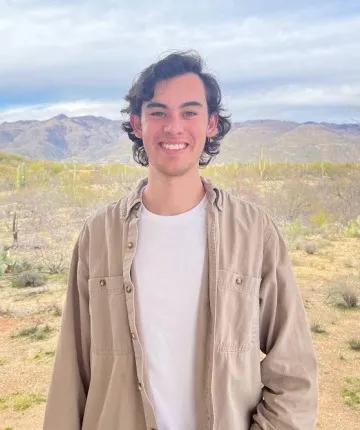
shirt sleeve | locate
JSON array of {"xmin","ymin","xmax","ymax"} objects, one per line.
[
  {"xmin": 43, "ymin": 223, "xmax": 91, "ymax": 430},
  {"xmin": 250, "ymin": 217, "xmax": 319, "ymax": 430}
]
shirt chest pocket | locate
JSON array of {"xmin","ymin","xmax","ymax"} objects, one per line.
[
  {"xmin": 216, "ymin": 270, "xmax": 261, "ymax": 354},
  {"xmin": 88, "ymin": 276, "xmax": 133, "ymax": 355}
]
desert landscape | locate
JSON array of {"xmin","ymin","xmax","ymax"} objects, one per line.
[
  {"xmin": 2, "ymin": 0, "xmax": 360, "ymax": 427},
  {"xmin": 0, "ymin": 150, "xmax": 359, "ymax": 429}
]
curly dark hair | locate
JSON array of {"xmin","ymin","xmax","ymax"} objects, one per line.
[{"xmin": 121, "ymin": 50, "xmax": 232, "ymax": 167}]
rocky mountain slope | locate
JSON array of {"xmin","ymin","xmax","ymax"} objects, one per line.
[{"xmin": 1, "ymin": 115, "xmax": 359, "ymax": 164}]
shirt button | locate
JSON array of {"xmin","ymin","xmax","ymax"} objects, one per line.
[
  {"xmin": 127, "ymin": 242, "xmax": 134, "ymax": 249},
  {"xmin": 99, "ymin": 279, "xmax": 106, "ymax": 287},
  {"xmin": 126, "ymin": 285, "xmax": 133, "ymax": 293},
  {"xmin": 138, "ymin": 382, "xmax": 142, "ymax": 391},
  {"xmin": 236, "ymin": 277, "xmax": 242, "ymax": 285},
  {"xmin": 131, "ymin": 332, "xmax": 137, "ymax": 340}
]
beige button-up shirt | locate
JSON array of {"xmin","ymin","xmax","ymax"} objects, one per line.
[{"xmin": 43, "ymin": 177, "xmax": 318, "ymax": 430}]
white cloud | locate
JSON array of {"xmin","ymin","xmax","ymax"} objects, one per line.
[
  {"xmin": 226, "ymin": 84, "xmax": 360, "ymax": 109},
  {"xmin": 0, "ymin": 100, "xmax": 124, "ymax": 122},
  {"xmin": 0, "ymin": 0, "xmax": 360, "ymax": 122},
  {"xmin": 1, "ymin": 83, "xmax": 359, "ymax": 124}
]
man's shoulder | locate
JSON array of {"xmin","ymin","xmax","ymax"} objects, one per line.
[
  {"xmin": 83, "ymin": 196, "xmax": 127, "ymax": 230},
  {"xmin": 220, "ymin": 187, "xmax": 272, "ymax": 222},
  {"xmin": 218, "ymin": 187, "xmax": 278, "ymax": 244},
  {"xmin": 84, "ymin": 177, "xmax": 146, "ymax": 229}
]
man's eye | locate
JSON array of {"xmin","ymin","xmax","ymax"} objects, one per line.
[
  {"xmin": 184, "ymin": 111, "xmax": 197, "ymax": 117},
  {"xmin": 150, "ymin": 111, "xmax": 165, "ymax": 117}
]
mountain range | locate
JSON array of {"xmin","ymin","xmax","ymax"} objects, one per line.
[{"xmin": 1, "ymin": 115, "xmax": 359, "ymax": 164}]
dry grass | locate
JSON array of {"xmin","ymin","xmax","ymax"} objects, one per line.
[
  {"xmin": 348, "ymin": 339, "xmax": 360, "ymax": 351},
  {"xmin": 0, "ymin": 393, "xmax": 46, "ymax": 412},
  {"xmin": 343, "ymin": 378, "xmax": 360, "ymax": 410},
  {"xmin": 311, "ymin": 322, "xmax": 327, "ymax": 334},
  {"xmin": 10, "ymin": 324, "xmax": 52, "ymax": 341}
]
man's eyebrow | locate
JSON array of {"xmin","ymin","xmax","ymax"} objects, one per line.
[
  {"xmin": 180, "ymin": 101, "xmax": 203, "ymax": 108},
  {"xmin": 144, "ymin": 101, "xmax": 204, "ymax": 109},
  {"xmin": 145, "ymin": 102, "xmax": 167, "ymax": 109}
]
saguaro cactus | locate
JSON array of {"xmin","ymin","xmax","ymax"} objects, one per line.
[
  {"xmin": 258, "ymin": 146, "xmax": 267, "ymax": 180},
  {"xmin": 16, "ymin": 163, "xmax": 26, "ymax": 189}
]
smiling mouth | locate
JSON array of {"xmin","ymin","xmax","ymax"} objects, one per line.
[{"xmin": 160, "ymin": 142, "xmax": 188, "ymax": 150}]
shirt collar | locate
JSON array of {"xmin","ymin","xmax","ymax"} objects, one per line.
[{"xmin": 121, "ymin": 176, "xmax": 223, "ymax": 219}]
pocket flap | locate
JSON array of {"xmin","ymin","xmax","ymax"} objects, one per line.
[
  {"xmin": 218, "ymin": 270, "xmax": 261, "ymax": 295},
  {"xmin": 88, "ymin": 275, "xmax": 124, "ymax": 296}
]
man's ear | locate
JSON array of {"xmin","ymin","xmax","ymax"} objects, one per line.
[
  {"xmin": 130, "ymin": 114, "xmax": 142, "ymax": 138},
  {"xmin": 207, "ymin": 113, "xmax": 218, "ymax": 138}
]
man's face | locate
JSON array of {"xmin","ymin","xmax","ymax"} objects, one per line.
[{"xmin": 131, "ymin": 73, "xmax": 218, "ymax": 178}]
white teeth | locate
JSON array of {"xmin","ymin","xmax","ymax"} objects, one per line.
[{"xmin": 161, "ymin": 143, "xmax": 187, "ymax": 150}]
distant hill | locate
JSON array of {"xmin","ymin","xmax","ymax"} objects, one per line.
[{"xmin": 1, "ymin": 115, "xmax": 359, "ymax": 164}]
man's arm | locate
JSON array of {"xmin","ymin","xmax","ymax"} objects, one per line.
[
  {"xmin": 250, "ymin": 218, "xmax": 318, "ymax": 430},
  {"xmin": 43, "ymin": 224, "xmax": 91, "ymax": 430}
]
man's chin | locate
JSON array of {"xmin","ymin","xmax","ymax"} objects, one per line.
[{"xmin": 151, "ymin": 163, "xmax": 195, "ymax": 178}]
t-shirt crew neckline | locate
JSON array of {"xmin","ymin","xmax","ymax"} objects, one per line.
[{"xmin": 140, "ymin": 189, "xmax": 208, "ymax": 223}]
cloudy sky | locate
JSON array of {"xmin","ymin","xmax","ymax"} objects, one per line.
[{"xmin": 0, "ymin": 0, "xmax": 359, "ymax": 123}]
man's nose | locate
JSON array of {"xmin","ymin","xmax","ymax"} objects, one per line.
[{"xmin": 163, "ymin": 117, "xmax": 183, "ymax": 134}]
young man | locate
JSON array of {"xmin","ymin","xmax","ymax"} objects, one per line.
[{"xmin": 43, "ymin": 51, "xmax": 318, "ymax": 430}]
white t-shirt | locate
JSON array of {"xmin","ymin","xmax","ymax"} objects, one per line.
[{"xmin": 132, "ymin": 194, "xmax": 208, "ymax": 430}]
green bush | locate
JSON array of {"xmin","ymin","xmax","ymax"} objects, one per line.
[
  {"xmin": 310, "ymin": 211, "xmax": 329, "ymax": 227},
  {"xmin": 283, "ymin": 219, "xmax": 311, "ymax": 240},
  {"xmin": 0, "ymin": 251, "xmax": 33, "ymax": 276},
  {"xmin": 343, "ymin": 378, "xmax": 360, "ymax": 410},
  {"xmin": 10, "ymin": 324, "xmax": 52, "ymax": 341},
  {"xmin": 344, "ymin": 216, "xmax": 360, "ymax": 238},
  {"xmin": 0, "ymin": 392, "xmax": 46, "ymax": 411},
  {"xmin": 10, "ymin": 259, "xmax": 33, "ymax": 274},
  {"xmin": 11, "ymin": 270, "xmax": 46, "ymax": 288},
  {"xmin": 0, "ymin": 250, "xmax": 10, "ymax": 276}
]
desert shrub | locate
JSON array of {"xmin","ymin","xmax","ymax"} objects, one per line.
[
  {"xmin": 10, "ymin": 324, "xmax": 52, "ymax": 341},
  {"xmin": 344, "ymin": 216, "xmax": 360, "ymax": 238},
  {"xmin": 343, "ymin": 378, "xmax": 360, "ymax": 410},
  {"xmin": 349, "ymin": 339, "xmax": 360, "ymax": 351},
  {"xmin": 327, "ymin": 277, "xmax": 359, "ymax": 309},
  {"xmin": 304, "ymin": 242, "xmax": 318, "ymax": 255},
  {"xmin": 319, "ymin": 172, "xmax": 360, "ymax": 223},
  {"xmin": 10, "ymin": 259, "xmax": 33, "ymax": 274},
  {"xmin": 310, "ymin": 210, "xmax": 330, "ymax": 227},
  {"xmin": 0, "ymin": 249, "xmax": 11, "ymax": 276},
  {"xmin": 316, "ymin": 221, "xmax": 344, "ymax": 240},
  {"xmin": 0, "ymin": 254, "xmax": 33, "ymax": 276},
  {"xmin": 0, "ymin": 392, "xmax": 46, "ymax": 412},
  {"xmin": 35, "ymin": 247, "xmax": 68, "ymax": 274},
  {"xmin": 282, "ymin": 219, "xmax": 311, "ymax": 241},
  {"xmin": 263, "ymin": 179, "xmax": 316, "ymax": 224},
  {"xmin": 310, "ymin": 323, "xmax": 326, "ymax": 334},
  {"xmin": 46, "ymin": 303, "xmax": 62, "ymax": 317},
  {"xmin": 11, "ymin": 270, "xmax": 46, "ymax": 288},
  {"xmin": 341, "ymin": 291, "xmax": 358, "ymax": 308},
  {"xmin": 34, "ymin": 349, "xmax": 56, "ymax": 361}
]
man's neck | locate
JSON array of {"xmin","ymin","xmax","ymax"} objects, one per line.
[{"xmin": 142, "ymin": 170, "xmax": 205, "ymax": 216}]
